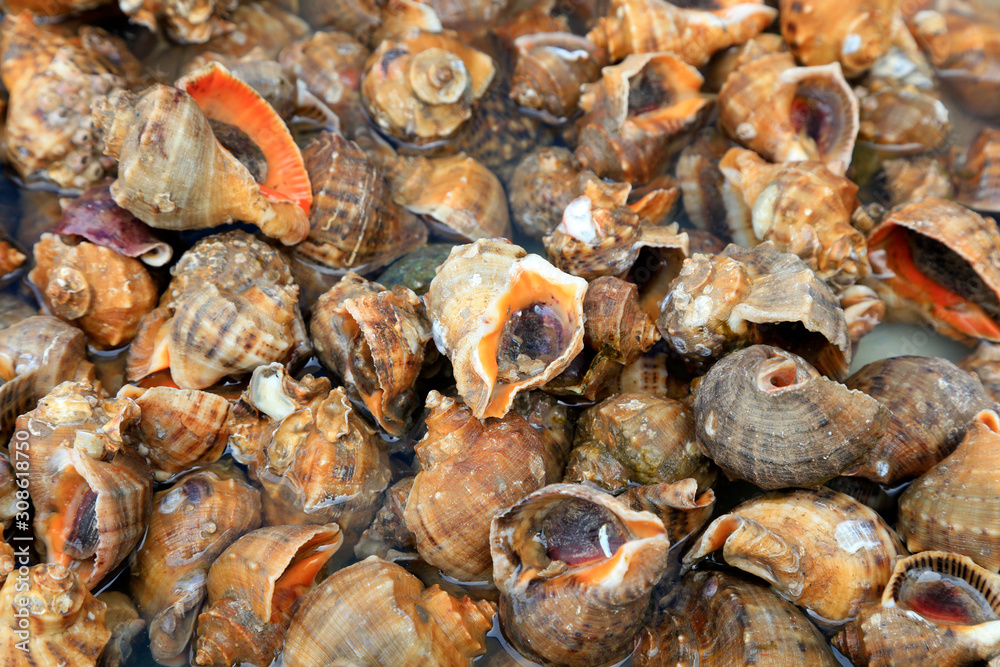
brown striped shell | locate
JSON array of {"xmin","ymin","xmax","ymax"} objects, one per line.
[
  {"xmin": 510, "ymin": 32, "xmax": 603, "ymax": 122},
  {"xmin": 683, "ymin": 487, "xmax": 905, "ymax": 623}
]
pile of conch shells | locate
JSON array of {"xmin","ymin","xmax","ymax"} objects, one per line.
[{"xmin": 1, "ymin": 0, "xmax": 1000, "ymax": 664}]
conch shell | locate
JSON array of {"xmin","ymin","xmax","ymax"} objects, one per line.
[
  {"xmin": 781, "ymin": 0, "xmax": 900, "ymax": 76},
  {"xmin": 425, "ymin": 239, "xmax": 587, "ymax": 419},
  {"xmin": 491, "ymin": 483, "xmax": 669, "ymax": 667},
  {"xmin": 719, "ymin": 52, "xmax": 860, "ymax": 175}
]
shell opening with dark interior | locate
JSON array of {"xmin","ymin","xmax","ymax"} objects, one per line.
[
  {"xmin": 48, "ymin": 463, "xmax": 99, "ymax": 564},
  {"xmin": 207, "ymin": 119, "xmax": 269, "ymax": 183},
  {"xmin": 897, "ymin": 570, "xmax": 1000, "ymax": 626},
  {"xmin": 540, "ymin": 498, "xmax": 628, "ymax": 567},
  {"xmin": 791, "ymin": 79, "xmax": 845, "ymax": 159}
]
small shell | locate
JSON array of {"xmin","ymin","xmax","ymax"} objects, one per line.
[
  {"xmin": 719, "ymin": 147, "xmax": 868, "ymax": 287},
  {"xmin": 564, "ymin": 392, "xmax": 716, "ymax": 495},
  {"xmin": 658, "ymin": 242, "xmax": 852, "ymax": 378},
  {"xmin": 491, "ymin": 483, "xmax": 669, "ymax": 667},
  {"xmin": 375, "ymin": 243, "xmax": 455, "ymax": 297},
  {"xmin": 0, "ymin": 564, "xmax": 110, "ymax": 665},
  {"xmin": 588, "ymin": 0, "xmax": 778, "ymax": 67},
  {"xmin": 281, "ymin": 557, "xmax": 495, "ymax": 667},
  {"xmin": 834, "ymin": 551, "xmax": 1000, "ymax": 666},
  {"xmin": 636, "ymin": 570, "xmax": 840, "ymax": 666},
  {"xmin": 97, "ymin": 591, "xmax": 145, "ymax": 667},
  {"xmin": 618, "ymin": 479, "xmax": 715, "ymax": 545},
  {"xmin": 683, "ymin": 487, "xmax": 905, "ymax": 623},
  {"xmin": 510, "ymin": 32, "xmax": 603, "ymax": 121},
  {"xmin": 574, "ymin": 53, "xmax": 712, "ymax": 185},
  {"xmin": 953, "ymin": 127, "xmax": 1000, "ymax": 213},
  {"xmin": 781, "ymin": 0, "xmax": 899, "ymax": 76},
  {"xmin": 865, "ymin": 197, "xmax": 1000, "ymax": 343},
  {"xmin": 403, "ymin": 391, "xmax": 560, "ymax": 581},
  {"xmin": 0, "ymin": 528, "xmax": 12, "ymax": 586},
  {"xmin": 838, "ymin": 284, "xmax": 887, "ymax": 343},
  {"xmin": 310, "ymin": 273, "xmax": 432, "ymax": 436},
  {"xmin": 845, "ymin": 356, "xmax": 995, "ymax": 484},
  {"xmin": 189, "ymin": 2, "xmax": 310, "ymax": 61},
  {"xmin": 130, "ymin": 466, "xmax": 261, "ymax": 665},
  {"xmin": 425, "ymin": 239, "xmax": 587, "ymax": 419},
  {"xmin": 508, "ymin": 147, "xmax": 603, "ymax": 241},
  {"xmin": 361, "ymin": 29, "xmax": 495, "ymax": 145},
  {"xmin": 28, "ymin": 234, "xmax": 157, "ymax": 350},
  {"xmin": 193, "ymin": 524, "xmax": 343, "ymax": 667},
  {"xmin": 961, "ymin": 341, "xmax": 1000, "ymax": 402},
  {"xmin": 857, "ymin": 82, "xmax": 952, "ymax": 156},
  {"xmin": 899, "ymin": 410, "xmax": 1000, "ymax": 571},
  {"xmin": 879, "ymin": 154, "xmax": 955, "ymax": 207},
  {"xmin": 694, "ymin": 345, "xmax": 889, "ymax": 489},
  {"xmin": 354, "ymin": 476, "xmax": 416, "ymax": 560},
  {"xmin": 719, "ymin": 52, "xmax": 860, "ymax": 175},
  {"xmin": 295, "ymin": 131, "xmax": 428, "ymax": 275}
]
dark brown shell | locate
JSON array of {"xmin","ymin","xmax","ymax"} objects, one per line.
[{"xmin": 694, "ymin": 345, "xmax": 889, "ymax": 489}]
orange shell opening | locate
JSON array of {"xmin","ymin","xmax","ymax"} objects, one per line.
[
  {"xmin": 46, "ymin": 466, "xmax": 92, "ymax": 568},
  {"xmin": 178, "ymin": 64, "xmax": 313, "ymax": 215},
  {"xmin": 872, "ymin": 225, "xmax": 1000, "ymax": 341},
  {"xmin": 270, "ymin": 548, "xmax": 332, "ymax": 623}
]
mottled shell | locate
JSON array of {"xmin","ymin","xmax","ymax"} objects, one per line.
[
  {"xmin": 118, "ymin": 0, "xmax": 237, "ymax": 43},
  {"xmin": 838, "ymin": 284, "xmax": 886, "ymax": 343},
  {"xmin": 0, "ymin": 528, "xmax": 12, "ymax": 587},
  {"xmin": 834, "ymin": 551, "xmax": 1000, "ymax": 666},
  {"xmin": 659, "ymin": 243, "xmax": 852, "ymax": 378},
  {"xmin": 898, "ymin": 410, "xmax": 1000, "ymax": 571},
  {"xmin": 845, "ymin": 356, "xmax": 995, "ymax": 484},
  {"xmin": 28, "ymin": 234, "xmax": 157, "ymax": 350},
  {"xmin": 403, "ymin": 391, "xmax": 559, "ymax": 582},
  {"xmin": 718, "ymin": 52, "xmax": 860, "ymax": 175},
  {"xmin": 295, "ymin": 131, "xmax": 428, "ymax": 275},
  {"xmin": 282, "ymin": 557, "xmax": 495, "ymax": 667},
  {"xmin": 0, "ymin": 564, "xmax": 110, "ymax": 666},
  {"xmin": 361, "ymin": 29, "xmax": 495, "ymax": 144},
  {"xmin": 635, "ymin": 570, "xmax": 839, "ymax": 666},
  {"xmin": 866, "ymin": 197, "xmax": 1000, "ymax": 343},
  {"xmin": 491, "ymin": 483, "xmax": 669, "ymax": 667},
  {"xmin": 961, "ymin": 341, "xmax": 1000, "ymax": 402},
  {"xmin": 193, "ymin": 524, "xmax": 343, "ymax": 667},
  {"xmin": 781, "ymin": 0, "xmax": 900, "ymax": 76},
  {"xmin": 299, "ymin": 0, "xmax": 379, "ymax": 43},
  {"xmin": 574, "ymin": 53, "xmax": 712, "ymax": 185},
  {"xmin": 588, "ymin": 0, "xmax": 778, "ymax": 67},
  {"xmin": 684, "ymin": 487, "xmax": 905, "ymax": 622},
  {"xmin": 565, "ymin": 392, "xmax": 716, "ymax": 494},
  {"xmin": 719, "ymin": 148, "xmax": 869, "ymax": 287},
  {"xmin": 425, "ymin": 239, "xmax": 587, "ymax": 419},
  {"xmin": 19, "ymin": 382, "xmax": 152, "ymax": 590},
  {"xmin": 190, "ymin": 2, "xmax": 310, "ymax": 61},
  {"xmin": 510, "ymin": 32, "xmax": 603, "ymax": 121},
  {"xmin": 310, "ymin": 273, "xmax": 432, "ymax": 436},
  {"xmin": 695, "ymin": 345, "xmax": 889, "ymax": 489},
  {"xmin": 508, "ymin": 147, "xmax": 598, "ymax": 241},
  {"xmin": 93, "ymin": 86, "xmax": 309, "ymax": 245},
  {"xmin": 953, "ymin": 127, "xmax": 1000, "ymax": 212},
  {"xmin": 0, "ymin": 15, "xmax": 136, "ymax": 191},
  {"xmin": 354, "ymin": 476, "xmax": 416, "ymax": 560},
  {"xmin": 130, "ymin": 466, "xmax": 261, "ymax": 665}
]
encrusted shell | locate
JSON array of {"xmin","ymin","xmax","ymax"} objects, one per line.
[
  {"xmin": 898, "ymin": 410, "xmax": 1000, "ymax": 571},
  {"xmin": 425, "ymin": 239, "xmax": 587, "ymax": 420},
  {"xmin": 780, "ymin": 0, "xmax": 899, "ymax": 76},
  {"xmin": 491, "ymin": 483, "xmax": 669, "ymax": 666},
  {"xmin": 953, "ymin": 127, "xmax": 1000, "ymax": 212},
  {"xmin": 694, "ymin": 345, "xmax": 889, "ymax": 489},
  {"xmin": 281, "ymin": 557, "xmax": 495, "ymax": 666},
  {"xmin": 403, "ymin": 391, "xmax": 560, "ymax": 582},
  {"xmin": 684, "ymin": 487, "xmax": 905, "ymax": 623}
]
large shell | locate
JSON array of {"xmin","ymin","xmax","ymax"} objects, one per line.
[
  {"xmin": 361, "ymin": 29, "xmax": 495, "ymax": 144},
  {"xmin": 310, "ymin": 273, "xmax": 432, "ymax": 436},
  {"xmin": 953, "ymin": 127, "xmax": 1000, "ymax": 212},
  {"xmin": 781, "ymin": 0, "xmax": 900, "ymax": 76},
  {"xmin": 425, "ymin": 239, "xmax": 587, "ymax": 419},
  {"xmin": 281, "ymin": 557, "xmax": 495, "ymax": 666},
  {"xmin": 718, "ymin": 148, "xmax": 869, "ymax": 287},
  {"xmin": 683, "ymin": 487, "xmax": 905, "ymax": 623},
  {"xmin": 0, "ymin": 15, "xmax": 139, "ymax": 191},
  {"xmin": 845, "ymin": 356, "xmax": 995, "ymax": 484},
  {"xmin": 403, "ymin": 391, "xmax": 560, "ymax": 582},
  {"xmin": 130, "ymin": 466, "xmax": 261, "ymax": 665},
  {"xmin": 636, "ymin": 570, "xmax": 840, "ymax": 666},
  {"xmin": 564, "ymin": 392, "xmax": 716, "ymax": 494},
  {"xmin": 491, "ymin": 483, "xmax": 669, "ymax": 666},
  {"xmin": 718, "ymin": 52, "xmax": 860, "ymax": 175},
  {"xmin": 0, "ymin": 564, "xmax": 110, "ymax": 666},
  {"xmin": 193, "ymin": 524, "xmax": 343, "ymax": 666},
  {"xmin": 510, "ymin": 32, "xmax": 603, "ymax": 122},
  {"xmin": 898, "ymin": 410, "xmax": 1000, "ymax": 571},
  {"xmin": 834, "ymin": 551, "xmax": 1000, "ymax": 665},
  {"xmin": 20, "ymin": 382, "xmax": 153, "ymax": 590},
  {"xmin": 93, "ymin": 85, "xmax": 309, "ymax": 246},
  {"xmin": 961, "ymin": 341, "xmax": 1000, "ymax": 402},
  {"xmin": 28, "ymin": 234, "xmax": 157, "ymax": 350},
  {"xmin": 295, "ymin": 131, "xmax": 428, "ymax": 275},
  {"xmin": 694, "ymin": 345, "xmax": 889, "ymax": 489},
  {"xmin": 574, "ymin": 53, "xmax": 712, "ymax": 185},
  {"xmin": 658, "ymin": 242, "xmax": 852, "ymax": 378},
  {"xmin": 865, "ymin": 197, "xmax": 1000, "ymax": 343},
  {"xmin": 587, "ymin": 0, "xmax": 777, "ymax": 67}
]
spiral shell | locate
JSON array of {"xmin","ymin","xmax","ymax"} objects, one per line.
[
  {"xmin": 510, "ymin": 32, "xmax": 603, "ymax": 121},
  {"xmin": 781, "ymin": 0, "xmax": 900, "ymax": 76},
  {"xmin": 676, "ymin": 128, "xmax": 738, "ymax": 241},
  {"xmin": 857, "ymin": 82, "xmax": 952, "ymax": 156},
  {"xmin": 426, "ymin": 239, "xmax": 586, "ymax": 419}
]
